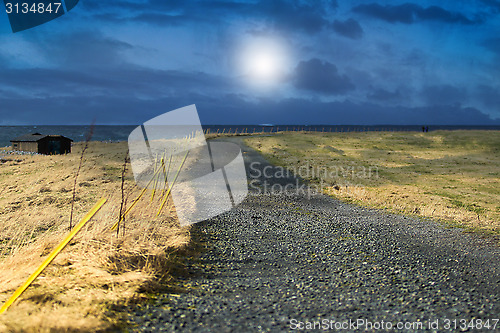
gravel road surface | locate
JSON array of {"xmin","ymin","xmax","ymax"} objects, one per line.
[{"xmin": 128, "ymin": 137, "xmax": 499, "ymax": 332}]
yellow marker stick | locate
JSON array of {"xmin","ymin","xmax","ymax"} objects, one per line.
[
  {"xmin": 156, "ymin": 150, "xmax": 189, "ymax": 216},
  {"xmin": 161, "ymin": 154, "xmax": 172, "ymax": 196},
  {"xmin": 110, "ymin": 165, "xmax": 164, "ymax": 231},
  {"xmin": 150, "ymin": 159, "xmax": 158, "ymax": 202},
  {"xmin": 0, "ymin": 197, "xmax": 107, "ymax": 314}
]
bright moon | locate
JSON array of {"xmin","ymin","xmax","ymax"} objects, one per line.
[
  {"xmin": 238, "ymin": 37, "xmax": 289, "ymax": 85},
  {"xmin": 252, "ymin": 53, "xmax": 276, "ymax": 79}
]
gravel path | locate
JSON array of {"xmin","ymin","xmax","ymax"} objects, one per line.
[{"xmin": 128, "ymin": 137, "xmax": 499, "ymax": 332}]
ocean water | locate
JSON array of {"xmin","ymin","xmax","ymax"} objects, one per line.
[{"xmin": 1, "ymin": 125, "xmax": 499, "ymax": 148}]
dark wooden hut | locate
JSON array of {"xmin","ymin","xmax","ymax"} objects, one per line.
[{"xmin": 10, "ymin": 133, "xmax": 73, "ymax": 154}]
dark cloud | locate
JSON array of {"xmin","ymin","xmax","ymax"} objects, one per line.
[
  {"xmin": 129, "ymin": 13, "xmax": 189, "ymax": 26},
  {"xmin": 399, "ymin": 105, "xmax": 497, "ymax": 125},
  {"xmin": 80, "ymin": 0, "xmax": 183, "ymax": 12},
  {"xmin": 254, "ymin": 1, "xmax": 328, "ymax": 34},
  {"xmin": 81, "ymin": 0, "xmax": 332, "ymax": 33},
  {"xmin": 0, "ymin": 66, "xmax": 236, "ymax": 102},
  {"xmin": 331, "ymin": 18, "xmax": 363, "ymax": 39},
  {"xmin": 2, "ymin": 53, "xmax": 494, "ymax": 125},
  {"xmin": 476, "ymin": 85, "xmax": 500, "ymax": 110},
  {"xmin": 1, "ymin": 94, "xmax": 497, "ymax": 126},
  {"xmin": 37, "ymin": 32, "xmax": 134, "ymax": 68},
  {"xmin": 482, "ymin": 37, "xmax": 500, "ymax": 55},
  {"xmin": 0, "ymin": 31, "xmax": 133, "ymax": 69},
  {"xmin": 480, "ymin": 0, "xmax": 500, "ymax": 13},
  {"xmin": 422, "ymin": 85, "xmax": 467, "ymax": 105},
  {"xmin": 368, "ymin": 88, "xmax": 402, "ymax": 102},
  {"xmin": 353, "ymin": 3, "xmax": 480, "ymax": 25},
  {"xmin": 294, "ymin": 59, "xmax": 355, "ymax": 95},
  {"xmin": 92, "ymin": 12, "xmax": 188, "ymax": 26}
]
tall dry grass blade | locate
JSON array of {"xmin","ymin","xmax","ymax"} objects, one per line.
[
  {"xmin": 117, "ymin": 153, "xmax": 129, "ymax": 236},
  {"xmin": 160, "ymin": 158, "xmax": 168, "ymax": 192},
  {"xmin": 156, "ymin": 150, "xmax": 189, "ymax": 216},
  {"xmin": 110, "ymin": 166, "xmax": 163, "ymax": 231},
  {"xmin": 166, "ymin": 153, "xmax": 172, "ymax": 183},
  {"xmin": 69, "ymin": 123, "xmax": 94, "ymax": 229},
  {"xmin": 150, "ymin": 153, "xmax": 160, "ymax": 202}
]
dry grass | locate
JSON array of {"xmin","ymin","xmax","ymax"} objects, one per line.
[
  {"xmin": 245, "ymin": 130, "xmax": 500, "ymax": 236},
  {"xmin": 0, "ymin": 142, "xmax": 191, "ymax": 332},
  {"xmin": 204, "ymin": 132, "xmax": 254, "ymax": 140}
]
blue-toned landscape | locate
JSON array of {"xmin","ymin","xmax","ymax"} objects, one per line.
[{"xmin": 0, "ymin": 0, "xmax": 499, "ymax": 331}]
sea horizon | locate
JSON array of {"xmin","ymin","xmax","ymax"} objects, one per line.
[{"xmin": 1, "ymin": 124, "xmax": 500, "ymax": 147}]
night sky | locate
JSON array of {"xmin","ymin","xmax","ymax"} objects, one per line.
[{"xmin": 0, "ymin": 0, "xmax": 499, "ymax": 125}]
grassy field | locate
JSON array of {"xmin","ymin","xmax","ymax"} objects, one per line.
[
  {"xmin": 0, "ymin": 142, "xmax": 191, "ymax": 332},
  {"xmin": 245, "ymin": 130, "xmax": 500, "ymax": 236}
]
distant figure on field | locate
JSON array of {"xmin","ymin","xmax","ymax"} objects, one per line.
[{"xmin": 425, "ymin": 126, "xmax": 429, "ymax": 132}]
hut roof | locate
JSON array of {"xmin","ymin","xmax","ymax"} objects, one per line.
[{"xmin": 10, "ymin": 133, "xmax": 73, "ymax": 142}]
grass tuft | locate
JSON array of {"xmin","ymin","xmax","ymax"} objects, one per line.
[{"xmin": 0, "ymin": 141, "xmax": 191, "ymax": 332}]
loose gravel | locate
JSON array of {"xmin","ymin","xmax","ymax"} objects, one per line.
[{"xmin": 128, "ymin": 137, "xmax": 499, "ymax": 332}]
